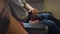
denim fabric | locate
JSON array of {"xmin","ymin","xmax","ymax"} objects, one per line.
[
  {"xmin": 37, "ymin": 13, "xmax": 53, "ymax": 20},
  {"xmin": 41, "ymin": 19, "xmax": 60, "ymax": 34}
]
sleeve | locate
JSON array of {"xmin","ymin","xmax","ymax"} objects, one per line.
[
  {"xmin": 21, "ymin": 0, "xmax": 26, "ymax": 4},
  {"xmin": 9, "ymin": 0, "xmax": 26, "ymax": 7}
]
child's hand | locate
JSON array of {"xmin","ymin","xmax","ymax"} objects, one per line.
[{"xmin": 29, "ymin": 20, "xmax": 39, "ymax": 24}]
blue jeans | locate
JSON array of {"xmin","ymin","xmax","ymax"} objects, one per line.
[{"xmin": 41, "ymin": 19, "xmax": 60, "ymax": 34}]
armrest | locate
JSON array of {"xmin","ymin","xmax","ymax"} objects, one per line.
[{"xmin": 23, "ymin": 23, "xmax": 48, "ymax": 34}]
